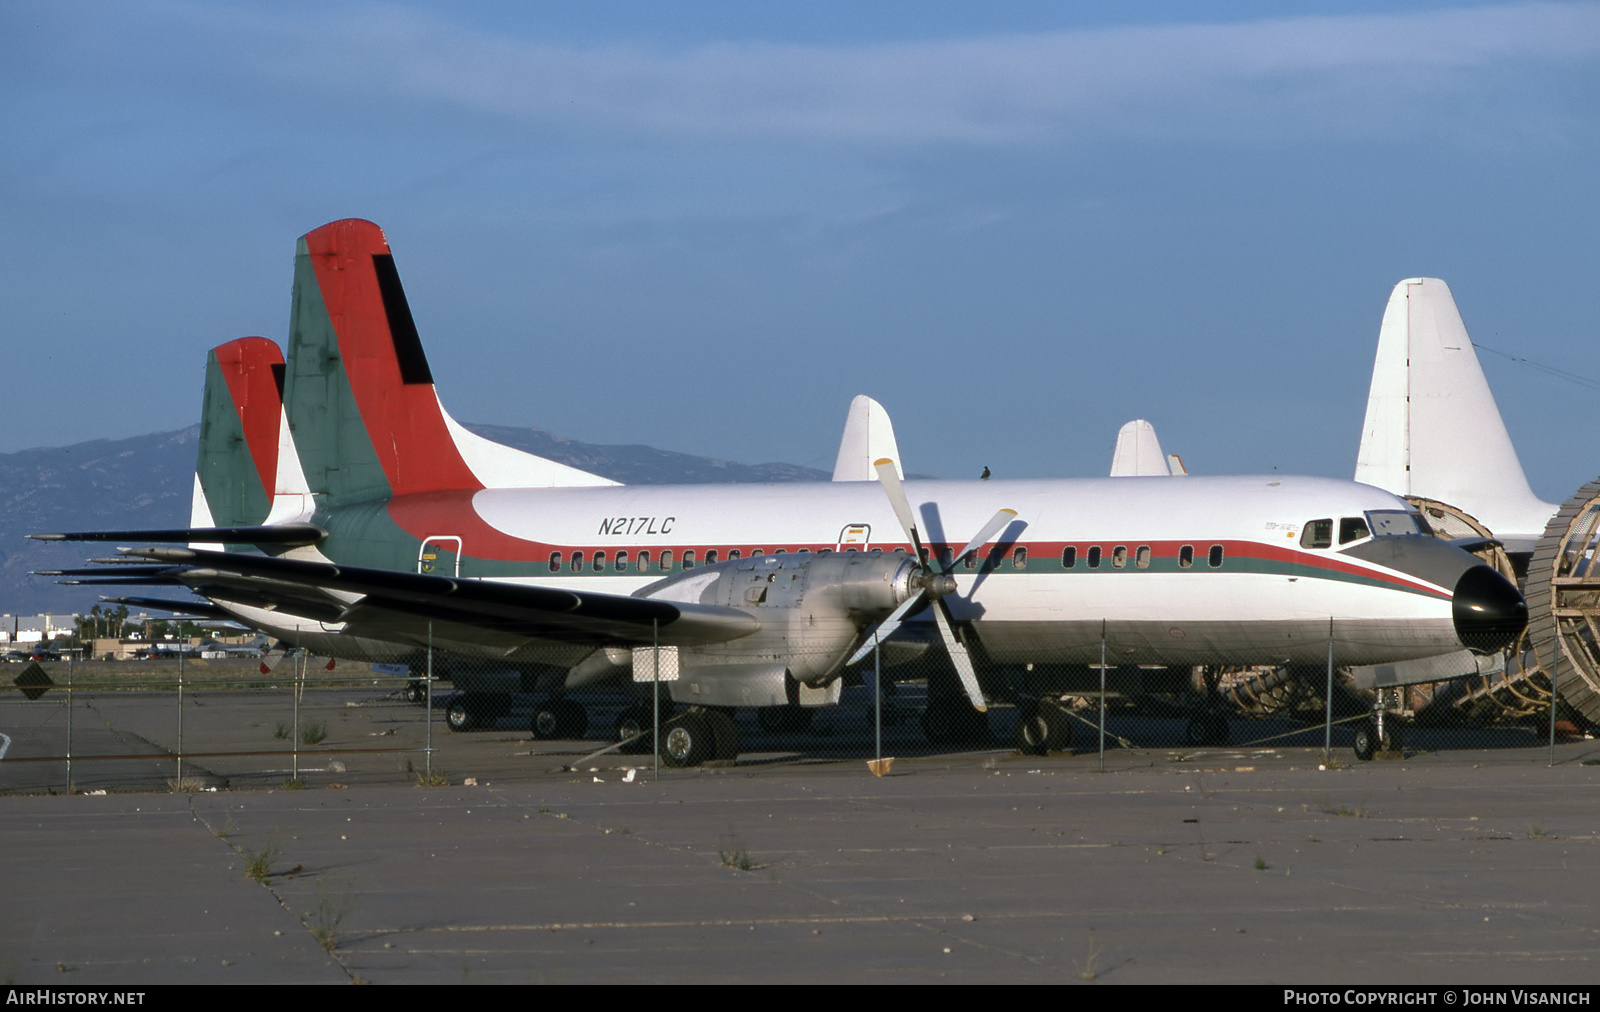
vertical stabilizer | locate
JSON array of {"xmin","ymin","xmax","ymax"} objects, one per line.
[
  {"xmin": 1354, "ymin": 278, "xmax": 1554, "ymax": 547},
  {"xmin": 283, "ymin": 219, "xmax": 616, "ymax": 507},
  {"xmin": 1109, "ymin": 420, "xmax": 1174, "ymax": 476},
  {"xmin": 193, "ymin": 337, "xmax": 285, "ymax": 530},
  {"xmin": 832, "ymin": 395, "xmax": 904, "ymax": 481}
]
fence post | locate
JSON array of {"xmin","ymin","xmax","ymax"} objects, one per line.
[
  {"xmin": 1098, "ymin": 619, "xmax": 1107, "ymax": 771},
  {"xmin": 425, "ymin": 623, "xmax": 434, "ymax": 778},
  {"xmin": 1323, "ymin": 617, "xmax": 1334, "ymax": 763},
  {"xmin": 65, "ymin": 648, "xmax": 73, "ymax": 794},
  {"xmin": 292, "ymin": 650, "xmax": 301, "ymax": 781},
  {"xmin": 652, "ymin": 619, "xmax": 660, "ymax": 780},
  {"xmin": 874, "ymin": 639, "xmax": 882, "ymax": 765},
  {"xmin": 176, "ymin": 648, "xmax": 184, "ymax": 786}
]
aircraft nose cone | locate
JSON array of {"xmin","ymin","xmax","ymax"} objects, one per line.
[{"xmin": 1452, "ymin": 565, "xmax": 1527, "ymax": 655}]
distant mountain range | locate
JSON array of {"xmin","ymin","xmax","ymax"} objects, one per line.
[{"xmin": 0, "ymin": 425, "xmax": 828, "ymax": 615}]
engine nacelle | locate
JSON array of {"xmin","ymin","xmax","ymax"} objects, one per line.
[{"xmin": 635, "ymin": 551, "xmax": 919, "ymax": 706}]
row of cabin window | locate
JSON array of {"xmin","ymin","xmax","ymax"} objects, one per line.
[
  {"xmin": 1060, "ymin": 544, "xmax": 1225, "ymax": 569},
  {"xmin": 544, "ymin": 545, "xmax": 1036, "ymax": 574},
  {"xmin": 549, "ymin": 548, "xmax": 749, "ymax": 573}
]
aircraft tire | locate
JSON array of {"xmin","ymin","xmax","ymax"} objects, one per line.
[
  {"xmin": 444, "ymin": 694, "xmax": 479, "ymax": 733},
  {"xmin": 532, "ymin": 699, "xmax": 588, "ymax": 740},
  {"xmin": 1016, "ymin": 702, "xmax": 1050, "ymax": 755},
  {"xmin": 706, "ymin": 709, "xmax": 740, "ymax": 761},
  {"xmin": 660, "ymin": 712, "xmax": 715, "ymax": 767},
  {"xmin": 1017, "ymin": 700, "xmax": 1073, "ymax": 755},
  {"xmin": 615, "ymin": 706, "xmax": 654, "ymax": 754},
  {"xmin": 1352, "ymin": 720, "xmax": 1377, "ymax": 761},
  {"xmin": 1378, "ymin": 722, "xmax": 1403, "ymax": 754}
]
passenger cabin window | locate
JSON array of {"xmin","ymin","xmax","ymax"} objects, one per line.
[
  {"xmin": 1300, "ymin": 519, "xmax": 1333, "ymax": 549},
  {"xmin": 1135, "ymin": 545, "xmax": 1150, "ymax": 569},
  {"xmin": 593, "ymin": 551, "xmax": 606, "ymax": 571},
  {"xmin": 705, "ymin": 550, "xmax": 719, "ymax": 565},
  {"xmin": 548, "ymin": 552, "xmax": 562, "ymax": 573},
  {"xmin": 1087, "ymin": 546, "xmax": 1102, "ymax": 569},
  {"xmin": 1012, "ymin": 547, "xmax": 1028, "ymax": 570},
  {"xmin": 728, "ymin": 550, "xmax": 741, "ymax": 560},
  {"xmin": 660, "ymin": 550, "xmax": 674, "ymax": 570},
  {"xmin": 615, "ymin": 551, "xmax": 629, "ymax": 572},
  {"xmin": 1208, "ymin": 544, "xmax": 1224, "ymax": 568},
  {"xmin": 1339, "ymin": 517, "xmax": 1370, "ymax": 544},
  {"xmin": 751, "ymin": 549, "xmax": 764, "ymax": 556},
  {"xmin": 682, "ymin": 550, "xmax": 696, "ymax": 569},
  {"xmin": 1112, "ymin": 546, "xmax": 1127, "ymax": 569},
  {"xmin": 1062, "ymin": 546, "xmax": 1077, "ymax": 568},
  {"xmin": 637, "ymin": 550, "xmax": 650, "ymax": 571},
  {"xmin": 1179, "ymin": 545, "xmax": 1194, "ymax": 569},
  {"xmin": 963, "ymin": 551, "xmax": 978, "ymax": 571},
  {"xmin": 938, "ymin": 548, "xmax": 954, "ymax": 569},
  {"xmin": 571, "ymin": 551, "xmax": 584, "ymax": 572}
]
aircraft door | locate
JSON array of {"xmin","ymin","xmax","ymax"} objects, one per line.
[
  {"xmin": 837, "ymin": 524, "xmax": 871, "ymax": 552},
  {"xmin": 418, "ymin": 536, "xmax": 463, "ymax": 577}
]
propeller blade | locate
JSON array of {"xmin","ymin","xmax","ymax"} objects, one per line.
[
  {"xmin": 947, "ymin": 508, "xmax": 1018, "ymax": 573},
  {"xmin": 932, "ymin": 597, "xmax": 986, "ymax": 712},
  {"xmin": 846, "ymin": 589, "xmax": 929, "ymax": 666},
  {"xmin": 874, "ymin": 458, "xmax": 924, "ymax": 557}
]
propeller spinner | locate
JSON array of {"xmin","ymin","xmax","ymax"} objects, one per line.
[{"xmin": 847, "ymin": 458, "xmax": 1017, "ymax": 712}]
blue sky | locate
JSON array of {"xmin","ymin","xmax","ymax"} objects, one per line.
[{"xmin": 3, "ymin": 1, "xmax": 1597, "ymax": 501}]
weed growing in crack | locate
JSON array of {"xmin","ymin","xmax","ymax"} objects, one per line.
[
  {"xmin": 244, "ymin": 839, "xmax": 281, "ymax": 880},
  {"xmin": 307, "ymin": 877, "xmax": 356, "ymax": 952}
]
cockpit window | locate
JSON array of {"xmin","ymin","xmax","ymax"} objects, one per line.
[
  {"xmin": 1300, "ymin": 519, "xmax": 1333, "ymax": 549},
  {"xmin": 1365, "ymin": 510, "xmax": 1428, "ymax": 537},
  {"xmin": 1338, "ymin": 517, "xmax": 1370, "ymax": 545}
]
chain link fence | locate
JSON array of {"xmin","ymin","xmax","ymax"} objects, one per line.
[{"xmin": 2, "ymin": 619, "xmax": 1588, "ymax": 795}]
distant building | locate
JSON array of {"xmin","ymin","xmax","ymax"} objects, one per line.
[{"xmin": 1, "ymin": 614, "xmax": 79, "ymax": 645}]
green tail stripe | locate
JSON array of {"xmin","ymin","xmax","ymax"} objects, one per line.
[
  {"xmin": 284, "ymin": 235, "xmax": 392, "ymax": 507},
  {"xmin": 196, "ymin": 348, "xmax": 273, "ymax": 527}
]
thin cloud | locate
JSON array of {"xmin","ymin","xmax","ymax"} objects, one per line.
[{"xmin": 164, "ymin": 1, "xmax": 1600, "ymax": 144}]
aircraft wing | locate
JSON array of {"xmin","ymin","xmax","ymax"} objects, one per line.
[{"xmin": 116, "ymin": 546, "xmax": 760, "ymax": 649}]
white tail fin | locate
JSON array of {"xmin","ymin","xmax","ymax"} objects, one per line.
[
  {"xmin": 1110, "ymin": 420, "xmax": 1177, "ymax": 476},
  {"xmin": 1355, "ymin": 278, "xmax": 1553, "ymax": 548},
  {"xmin": 832, "ymin": 395, "xmax": 904, "ymax": 481}
]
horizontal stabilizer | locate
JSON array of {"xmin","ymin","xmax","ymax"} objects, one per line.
[
  {"xmin": 31, "ymin": 523, "xmax": 325, "ymax": 546},
  {"xmin": 97, "ymin": 597, "xmax": 237, "ymax": 620},
  {"xmin": 122, "ymin": 546, "xmax": 760, "ymax": 649}
]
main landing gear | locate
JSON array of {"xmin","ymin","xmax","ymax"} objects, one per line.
[
  {"xmin": 531, "ymin": 698, "xmax": 587, "ymax": 740},
  {"xmin": 658, "ymin": 707, "xmax": 740, "ymax": 767},
  {"xmin": 443, "ymin": 692, "xmax": 511, "ymax": 732},
  {"xmin": 1352, "ymin": 712, "xmax": 1403, "ymax": 761},
  {"xmin": 1015, "ymin": 697, "xmax": 1074, "ymax": 755}
]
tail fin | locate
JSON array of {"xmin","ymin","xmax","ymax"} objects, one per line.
[
  {"xmin": 832, "ymin": 395, "xmax": 904, "ymax": 481},
  {"xmin": 283, "ymin": 218, "xmax": 616, "ymax": 506},
  {"xmin": 193, "ymin": 337, "xmax": 286, "ymax": 529},
  {"xmin": 1354, "ymin": 278, "xmax": 1553, "ymax": 548},
  {"xmin": 1109, "ymin": 419, "xmax": 1178, "ymax": 476}
]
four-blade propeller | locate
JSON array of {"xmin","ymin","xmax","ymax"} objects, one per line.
[{"xmin": 847, "ymin": 458, "xmax": 1017, "ymax": 712}]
